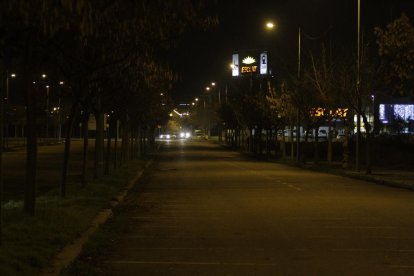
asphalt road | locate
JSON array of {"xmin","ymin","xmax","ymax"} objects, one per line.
[
  {"xmin": 103, "ymin": 139, "xmax": 414, "ymax": 275},
  {"xmin": 3, "ymin": 139, "xmax": 91, "ymax": 200}
]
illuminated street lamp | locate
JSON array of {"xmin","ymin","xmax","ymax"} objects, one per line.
[
  {"xmin": 6, "ymin": 71, "xmax": 16, "ymax": 100},
  {"xmin": 4, "ymin": 71, "xmax": 16, "ymax": 149},
  {"xmin": 57, "ymin": 81, "xmax": 65, "ymax": 142},
  {"xmin": 45, "ymin": 85, "xmax": 50, "ymax": 139},
  {"xmin": 265, "ymin": 21, "xmax": 276, "ymax": 30}
]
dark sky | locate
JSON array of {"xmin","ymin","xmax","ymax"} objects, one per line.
[{"xmin": 169, "ymin": 0, "xmax": 414, "ymax": 103}]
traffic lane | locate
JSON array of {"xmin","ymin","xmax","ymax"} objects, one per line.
[
  {"xmin": 106, "ymin": 140, "xmax": 414, "ymax": 275},
  {"xmin": 2, "ymin": 140, "xmax": 89, "ymax": 199}
]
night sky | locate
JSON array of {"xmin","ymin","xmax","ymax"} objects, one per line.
[{"xmin": 169, "ymin": 0, "xmax": 414, "ymax": 103}]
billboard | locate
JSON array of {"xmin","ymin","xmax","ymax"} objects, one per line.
[{"xmin": 231, "ymin": 51, "xmax": 268, "ymax": 77}]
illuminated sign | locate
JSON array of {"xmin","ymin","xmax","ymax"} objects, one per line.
[
  {"xmin": 379, "ymin": 104, "xmax": 414, "ymax": 123},
  {"xmin": 311, "ymin": 108, "xmax": 348, "ymax": 118},
  {"xmin": 242, "ymin": 56, "xmax": 256, "ymax": 64},
  {"xmin": 231, "ymin": 51, "xmax": 268, "ymax": 76},
  {"xmin": 241, "ymin": 66, "xmax": 257, "ymax": 73},
  {"xmin": 260, "ymin": 53, "xmax": 267, "ymax": 75},
  {"xmin": 231, "ymin": 54, "xmax": 239, "ymax": 77}
]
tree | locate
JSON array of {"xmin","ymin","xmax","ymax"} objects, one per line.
[
  {"xmin": 0, "ymin": 0, "xmax": 78, "ymax": 215},
  {"xmin": 375, "ymin": 13, "xmax": 414, "ymax": 97},
  {"xmin": 308, "ymin": 46, "xmax": 343, "ymax": 165}
]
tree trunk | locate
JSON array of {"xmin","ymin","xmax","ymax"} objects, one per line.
[
  {"xmin": 24, "ymin": 74, "xmax": 38, "ymax": 215},
  {"xmin": 121, "ymin": 119, "xmax": 129, "ymax": 164},
  {"xmin": 61, "ymin": 102, "xmax": 78, "ymax": 197},
  {"xmin": 327, "ymin": 120, "xmax": 333, "ymax": 165},
  {"xmin": 114, "ymin": 125, "xmax": 118, "ymax": 169},
  {"xmin": 314, "ymin": 126, "xmax": 319, "ymax": 165},
  {"xmin": 105, "ymin": 124, "xmax": 111, "ymax": 175},
  {"xmin": 94, "ymin": 111, "xmax": 105, "ymax": 178},
  {"xmin": 81, "ymin": 114, "xmax": 89, "ymax": 187},
  {"xmin": 130, "ymin": 127, "xmax": 135, "ymax": 160},
  {"xmin": 342, "ymin": 119, "xmax": 351, "ymax": 169},
  {"xmin": 266, "ymin": 128, "xmax": 270, "ymax": 158},
  {"xmin": 362, "ymin": 115, "xmax": 372, "ymax": 175},
  {"xmin": 290, "ymin": 125, "xmax": 294, "ymax": 160},
  {"xmin": 0, "ymin": 67, "xmax": 5, "ymax": 243}
]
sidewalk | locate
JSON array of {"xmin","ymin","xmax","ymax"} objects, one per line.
[
  {"xmin": 214, "ymin": 139, "xmax": 414, "ymax": 192},
  {"xmin": 297, "ymin": 161, "xmax": 414, "ymax": 191}
]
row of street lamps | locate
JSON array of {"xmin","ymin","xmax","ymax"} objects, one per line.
[{"xmin": 3, "ymin": 71, "xmax": 65, "ymax": 143}]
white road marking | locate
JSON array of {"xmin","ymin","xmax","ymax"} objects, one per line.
[
  {"xmin": 332, "ymin": 249, "xmax": 414, "ymax": 252},
  {"xmin": 107, "ymin": 260, "xmax": 279, "ymax": 266},
  {"xmin": 390, "ymin": 265, "xmax": 414, "ymax": 268},
  {"xmin": 324, "ymin": 226, "xmax": 397, "ymax": 229}
]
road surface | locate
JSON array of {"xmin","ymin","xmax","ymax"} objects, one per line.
[{"xmin": 102, "ymin": 139, "xmax": 414, "ymax": 275}]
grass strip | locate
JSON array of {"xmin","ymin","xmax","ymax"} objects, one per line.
[{"xmin": 0, "ymin": 159, "xmax": 146, "ymax": 276}]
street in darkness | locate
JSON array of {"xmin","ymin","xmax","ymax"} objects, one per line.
[{"xmin": 97, "ymin": 140, "xmax": 414, "ymax": 275}]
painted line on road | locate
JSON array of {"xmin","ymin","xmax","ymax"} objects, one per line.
[
  {"xmin": 107, "ymin": 260, "xmax": 279, "ymax": 266},
  {"xmin": 288, "ymin": 217, "xmax": 347, "ymax": 220},
  {"xmin": 225, "ymin": 161, "xmax": 302, "ymax": 191},
  {"xmin": 332, "ymin": 249, "xmax": 414, "ymax": 252},
  {"xmin": 287, "ymin": 184, "xmax": 302, "ymax": 191},
  {"xmin": 116, "ymin": 247, "xmax": 269, "ymax": 251},
  {"xmin": 324, "ymin": 226, "xmax": 397, "ymax": 229},
  {"xmin": 390, "ymin": 265, "xmax": 414, "ymax": 269},
  {"xmin": 131, "ymin": 216, "xmax": 222, "ymax": 220}
]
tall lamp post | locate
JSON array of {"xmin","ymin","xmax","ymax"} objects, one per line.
[
  {"xmin": 5, "ymin": 71, "xmax": 16, "ymax": 149},
  {"xmin": 266, "ymin": 21, "xmax": 302, "ymax": 162},
  {"xmin": 45, "ymin": 85, "xmax": 50, "ymax": 140},
  {"xmin": 356, "ymin": 0, "xmax": 361, "ymax": 172}
]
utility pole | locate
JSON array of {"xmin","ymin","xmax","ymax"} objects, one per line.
[
  {"xmin": 296, "ymin": 27, "xmax": 301, "ymax": 163},
  {"xmin": 356, "ymin": 0, "xmax": 361, "ymax": 172}
]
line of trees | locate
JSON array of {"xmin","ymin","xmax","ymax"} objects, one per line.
[
  {"xmin": 216, "ymin": 13, "xmax": 414, "ymax": 170},
  {"xmin": 0, "ymin": 0, "xmax": 215, "ymax": 227}
]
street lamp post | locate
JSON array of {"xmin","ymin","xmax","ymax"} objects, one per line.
[
  {"xmin": 45, "ymin": 85, "xmax": 50, "ymax": 140},
  {"xmin": 5, "ymin": 71, "xmax": 16, "ymax": 149},
  {"xmin": 266, "ymin": 21, "xmax": 302, "ymax": 162},
  {"xmin": 58, "ymin": 81, "xmax": 64, "ymax": 142},
  {"xmin": 296, "ymin": 27, "xmax": 301, "ymax": 163},
  {"xmin": 356, "ymin": 0, "xmax": 361, "ymax": 172}
]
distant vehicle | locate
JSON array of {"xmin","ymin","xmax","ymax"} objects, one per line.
[
  {"xmin": 179, "ymin": 131, "xmax": 191, "ymax": 139},
  {"xmin": 193, "ymin": 130, "xmax": 206, "ymax": 139},
  {"xmin": 159, "ymin": 133, "xmax": 176, "ymax": 140},
  {"xmin": 318, "ymin": 129, "xmax": 328, "ymax": 139}
]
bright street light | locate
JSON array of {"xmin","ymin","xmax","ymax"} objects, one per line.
[
  {"xmin": 206, "ymin": 86, "xmax": 210, "ymax": 91},
  {"xmin": 266, "ymin": 21, "xmax": 276, "ymax": 30}
]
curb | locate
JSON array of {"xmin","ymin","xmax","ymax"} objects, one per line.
[{"xmin": 41, "ymin": 160, "xmax": 153, "ymax": 276}]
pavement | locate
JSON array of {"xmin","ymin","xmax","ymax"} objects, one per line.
[
  {"xmin": 293, "ymin": 162, "xmax": 414, "ymax": 191},
  {"xmin": 90, "ymin": 140, "xmax": 414, "ymax": 275},
  {"xmin": 44, "ymin": 139, "xmax": 414, "ymax": 275}
]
